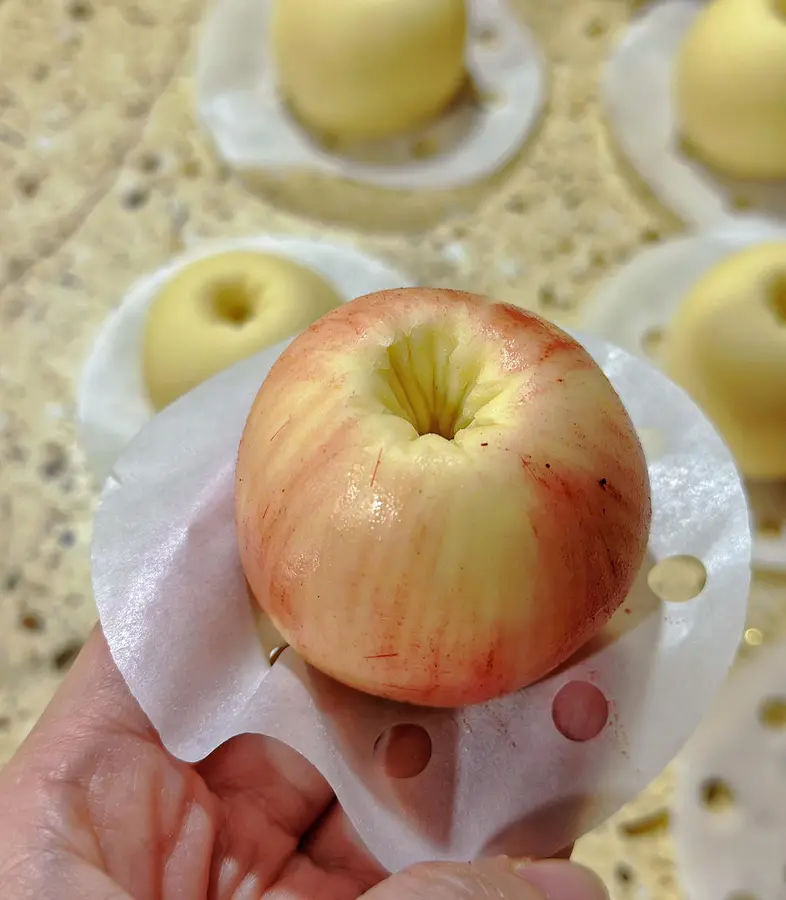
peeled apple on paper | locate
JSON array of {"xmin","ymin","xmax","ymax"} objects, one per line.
[
  {"xmin": 272, "ymin": 0, "xmax": 468, "ymax": 142},
  {"xmin": 663, "ymin": 243, "xmax": 786, "ymax": 480},
  {"xmin": 143, "ymin": 251, "xmax": 342, "ymax": 410},
  {"xmin": 675, "ymin": 0, "xmax": 786, "ymax": 180}
]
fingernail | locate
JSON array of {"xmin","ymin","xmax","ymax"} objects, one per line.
[{"xmin": 512, "ymin": 860, "xmax": 609, "ymax": 900}]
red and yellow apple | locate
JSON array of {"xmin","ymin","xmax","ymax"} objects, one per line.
[{"xmin": 235, "ymin": 288, "xmax": 651, "ymax": 708}]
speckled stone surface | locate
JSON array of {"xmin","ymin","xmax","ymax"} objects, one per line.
[{"xmin": 1, "ymin": 1, "xmax": 784, "ymax": 897}]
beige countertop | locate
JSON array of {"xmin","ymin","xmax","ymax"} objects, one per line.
[{"xmin": 0, "ymin": 1, "xmax": 782, "ymax": 897}]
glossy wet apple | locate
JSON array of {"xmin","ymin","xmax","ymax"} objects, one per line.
[{"xmin": 235, "ymin": 288, "xmax": 651, "ymax": 708}]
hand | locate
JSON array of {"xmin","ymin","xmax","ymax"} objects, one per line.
[{"xmin": 0, "ymin": 626, "xmax": 608, "ymax": 900}]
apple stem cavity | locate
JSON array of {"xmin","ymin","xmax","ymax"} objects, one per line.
[
  {"xmin": 206, "ymin": 278, "xmax": 257, "ymax": 326},
  {"xmin": 376, "ymin": 326, "xmax": 489, "ymax": 441}
]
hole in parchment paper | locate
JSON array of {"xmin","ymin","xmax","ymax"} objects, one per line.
[
  {"xmin": 699, "ymin": 777, "xmax": 735, "ymax": 812},
  {"xmin": 640, "ymin": 326, "xmax": 665, "ymax": 359},
  {"xmin": 374, "ymin": 724, "xmax": 432, "ymax": 779},
  {"xmin": 475, "ymin": 24, "xmax": 499, "ymax": 48},
  {"xmin": 647, "ymin": 556, "xmax": 707, "ymax": 604},
  {"xmin": 552, "ymin": 681, "xmax": 609, "ymax": 742},
  {"xmin": 759, "ymin": 697, "xmax": 786, "ymax": 730},
  {"xmin": 745, "ymin": 628, "xmax": 764, "ymax": 647}
]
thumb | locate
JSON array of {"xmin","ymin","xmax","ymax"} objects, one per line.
[{"xmin": 361, "ymin": 857, "xmax": 609, "ymax": 900}]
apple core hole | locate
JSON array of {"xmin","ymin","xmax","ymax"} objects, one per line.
[
  {"xmin": 699, "ymin": 777, "xmax": 735, "ymax": 812},
  {"xmin": 759, "ymin": 697, "xmax": 786, "ymax": 730},
  {"xmin": 647, "ymin": 555, "xmax": 707, "ymax": 603},
  {"xmin": 374, "ymin": 724, "xmax": 432, "ymax": 779},
  {"xmin": 379, "ymin": 327, "xmax": 490, "ymax": 440},
  {"xmin": 766, "ymin": 272, "xmax": 786, "ymax": 325},
  {"xmin": 208, "ymin": 279, "xmax": 256, "ymax": 326},
  {"xmin": 552, "ymin": 681, "xmax": 609, "ymax": 742},
  {"xmin": 475, "ymin": 24, "xmax": 499, "ymax": 48}
]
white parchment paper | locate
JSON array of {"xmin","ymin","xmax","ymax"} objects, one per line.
[
  {"xmin": 196, "ymin": 0, "xmax": 545, "ymax": 190},
  {"xmin": 76, "ymin": 235, "xmax": 413, "ymax": 482},
  {"xmin": 674, "ymin": 643, "xmax": 786, "ymax": 900},
  {"xmin": 580, "ymin": 218, "xmax": 786, "ymax": 572},
  {"xmin": 91, "ymin": 331, "xmax": 751, "ymax": 870},
  {"xmin": 603, "ymin": 0, "xmax": 786, "ymax": 227}
]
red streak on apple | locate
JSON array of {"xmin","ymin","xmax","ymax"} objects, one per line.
[{"xmin": 235, "ymin": 288, "xmax": 651, "ymax": 708}]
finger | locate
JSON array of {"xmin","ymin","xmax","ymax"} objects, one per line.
[
  {"xmin": 360, "ymin": 857, "xmax": 609, "ymax": 900},
  {"xmin": 301, "ymin": 801, "xmax": 387, "ymax": 891},
  {"xmin": 200, "ymin": 733, "xmax": 335, "ymax": 841},
  {"xmin": 198, "ymin": 734, "xmax": 338, "ymax": 894}
]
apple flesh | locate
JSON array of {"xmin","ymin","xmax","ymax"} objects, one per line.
[{"xmin": 235, "ymin": 289, "xmax": 651, "ymax": 708}]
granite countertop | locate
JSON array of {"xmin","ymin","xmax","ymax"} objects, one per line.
[{"xmin": 1, "ymin": 1, "xmax": 782, "ymax": 897}]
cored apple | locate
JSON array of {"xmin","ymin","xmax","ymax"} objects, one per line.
[
  {"xmin": 143, "ymin": 251, "xmax": 342, "ymax": 411},
  {"xmin": 235, "ymin": 289, "xmax": 651, "ymax": 708},
  {"xmin": 675, "ymin": 0, "xmax": 786, "ymax": 180},
  {"xmin": 272, "ymin": 0, "xmax": 467, "ymax": 142}
]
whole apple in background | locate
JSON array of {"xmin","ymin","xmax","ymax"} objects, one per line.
[
  {"xmin": 236, "ymin": 288, "xmax": 651, "ymax": 708},
  {"xmin": 662, "ymin": 242, "xmax": 786, "ymax": 480},
  {"xmin": 272, "ymin": 0, "xmax": 467, "ymax": 143},
  {"xmin": 675, "ymin": 0, "xmax": 786, "ymax": 180},
  {"xmin": 143, "ymin": 251, "xmax": 343, "ymax": 411}
]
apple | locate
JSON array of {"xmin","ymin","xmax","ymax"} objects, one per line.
[
  {"xmin": 675, "ymin": 0, "xmax": 786, "ymax": 180},
  {"xmin": 272, "ymin": 0, "xmax": 467, "ymax": 142},
  {"xmin": 143, "ymin": 251, "xmax": 343, "ymax": 410},
  {"xmin": 235, "ymin": 288, "xmax": 651, "ymax": 708},
  {"xmin": 663, "ymin": 242, "xmax": 786, "ymax": 480}
]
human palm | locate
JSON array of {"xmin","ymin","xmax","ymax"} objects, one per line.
[
  {"xmin": 0, "ymin": 629, "xmax": 386, "ymax": 899},
  {"xmin": 0, "ymin": 628, "xmax": 605, "ymax": 900}
]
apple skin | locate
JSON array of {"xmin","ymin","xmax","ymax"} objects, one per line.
[{"xmin": 235, "ymin": 288, "xmax": 651, "ymax": 708}]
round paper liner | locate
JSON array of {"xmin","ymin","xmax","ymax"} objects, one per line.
[
  {"xmin": 674, "ymin": 643, "xmax": 786, "ymax": 900},
  {"xmin": 195, "ymin": 0, "xmax": 545, "ymax": 190},
  {"xmin": 76, "ymin": 235, "xmax": 413, "ymax": 482},
  {"xmin": 580, "ymin": 218, "xmax": 786, "ymax": 572},
  {"xmin": 603, "ymin": 0, "xmax": 786, "ymax": 227},
  {"xmin": 91, "ymin": 331, "xmax": 751, "ymax": 871}
]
